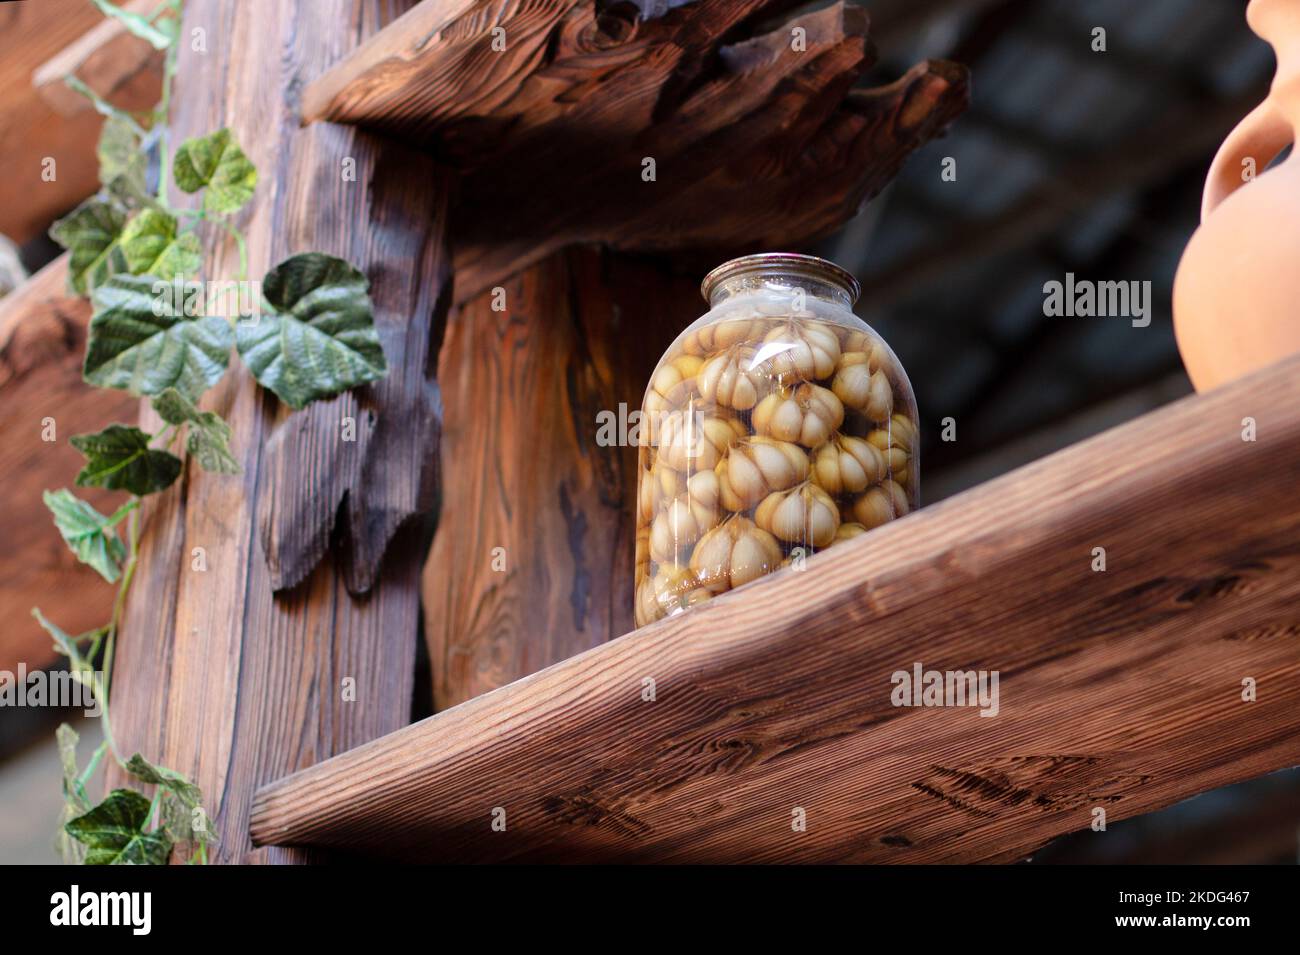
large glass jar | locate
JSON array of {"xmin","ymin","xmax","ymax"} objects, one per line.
[{"xmin": 634, "ymin": 253, "xmax": 919, "ymax": 628}]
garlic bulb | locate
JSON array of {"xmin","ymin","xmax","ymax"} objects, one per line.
[
  {"xmin": 680, "ymin": 317, "xmax": 761, "ymax": 357},
  {"xmin": 714, "ymin": 436, "xmax": 809, "ymax": 510},
  {"xmin": 658, "ymin": 409, "xmax": 747, "ymax": 471},
  {"xmin": 811, "ymin": 433, "xmax": 887, "ymax": 495},
  {"xmin": 690, "ymin": 516, "xmax": 783, "ymax": 593},
  {"xmin": 831, "ymin": 353, "xmax": 893, "ymax": 422},
  {"xmin": 834, "ymin": 522, "xmax": 868, "ymax": 542},
  {"xmin": 849, "ymin": 479, "xmax": 909, "ymax": 529},
  {"xmin": 754, "ymin": 481, "xmax": 840, "ymax": 547},
  {"xmin": 649, "ymin": 491, "xmax": 720, "ymax": 564},
  {"xmin": 752, "ymin": 383, "xmax": 845, "ymax": 448},
  {"xmin": 752, "ymin": 319, "xmax": 840, "ymax": 381},
  {"xmin": 697, "ymin": 344, "xmax": 767, "ymax": 410}
]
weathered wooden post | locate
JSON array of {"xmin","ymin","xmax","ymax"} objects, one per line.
[{"xmin": 106, "ymin": 0, "xmax": 450, "ymax": 863}]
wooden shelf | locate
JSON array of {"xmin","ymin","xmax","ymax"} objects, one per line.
[
  {"xmin": 297, "ymin": 0, "xmax": 969, "ymax": 301},
  {"xmin": 0, "ymin": 0, "xmax": 160, "ymax": 243},
  {"xmin": 249, "ymin": 354, "xmax": 1300, "ymax": 863}
]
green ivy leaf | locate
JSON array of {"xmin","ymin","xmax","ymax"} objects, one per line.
[
  {"xmin": 42, "ymin": 489, "xmax": 128, "ymax": 582},
  {"xmin": 90, "ymin": 0, "xmax": 175, "ymax": 50},
  {"xmin": 84, "ymin": 273, "xmax": 233, "ymax": 399},
  {"xmin": 65, "ymin": 789, "xmax": 172, "ymax": 865},
  {"xmin": 49, "ymin": 198, "xmax": 128, "ymax": 295},
  {"xmin": 97, "ymin": 114, "xmax": 147, "ymax": 191},
  {"xmin": 172, "ymin": 128, "xmax": 257, "ymax": 214},
  {"xmin": 152, "ymin": 388, "xmax": 241, "ymax": 474},
  {"xmin": 33, "ymin": 607, "xmax": 83, "ymax": 664},
  {"xmin": 237, "ymin": 253, "xmax": 387, "ymax": 409},
  {"xmin": 125, "ymin": 754, "xmax": 202, "ymax": 810},
  {"xmin": 70, "ymin": 425, "xmax": 182, "ymax": 495},
  {"xmin": 124, "ymin": 754, "xmax": 211, "ymax": 845},
  {"xmin": 120, "ymin": 209, "xmax": 202, "ymax": 280}
]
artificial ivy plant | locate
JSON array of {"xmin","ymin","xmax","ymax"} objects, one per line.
[{"xmin": 38, "ymin": 0, "xmax": 388, "ymax": 864}]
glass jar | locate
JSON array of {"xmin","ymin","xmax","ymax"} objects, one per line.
[{"xmin": 634, "ymin": 253, "xmax": 919, "ymax": 628}]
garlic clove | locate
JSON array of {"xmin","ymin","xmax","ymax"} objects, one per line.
[
  {"xmin": 752, "ymin": 383, "xmax": 844, "ymax": 448},
  {"xmin": 715, "ymin": 436, "xmax": 809, "ymax": 511},
  {"xmin": 866, "ymin": 413, "xmax": 918, "ymax": 454},
  {"xmin": 658, "ymin": 408, "xmax": 746, "ymax": 471},
  {"xmin": 863, "ymin": 369, "xmax": 894, "ymax": 422},
  {"xmin": 681, "ymin": 316, "xmax": 762, "ymax": 356},
  {"xmin": 756, "ymin": 320, "xmax": 841, "ymax": 381},
  {"xmin": 698, "ymin": 344, "xmax": 768, "ymax": 410},
  {"xmin": 849, "ymin": 479, "xmax": 909, "ymax": 529},
  {"xmin": 730, "ymin": 530, "xmax": 777, "ymax": 587},
  {"xmin": 755, "ymin": 482, "xmax": 840, "ymax": 547},
  {"xmin": 811, "ymin": 433, "xmax": 887, "ymax": 494},
  {"xmin": 689, "ymin": 516, "xmax": 782, "ymax": 592}
]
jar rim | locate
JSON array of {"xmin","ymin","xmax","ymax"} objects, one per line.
[{"xmin": 700, "ymin": 252, "xmax": 861, "ymax": 306}]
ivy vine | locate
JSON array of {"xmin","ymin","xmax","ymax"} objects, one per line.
[{"xmin": 38, "ymin": 0, "xmax": 389, "ymax": 865}]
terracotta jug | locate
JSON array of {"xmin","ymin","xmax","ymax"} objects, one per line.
[{"xmin": 1173, "ymin": 0, "xmax": 1300, "ymax": 392}]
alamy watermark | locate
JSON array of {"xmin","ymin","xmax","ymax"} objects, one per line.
[
  {"xmin": 1043, "ymin": 272, "xmax": 1151, "ymax": 328},
  {"xmin": 0, "ymin": 664, "xmax": 101, "ymax": 716},
  {"xmin": 151, "ymin": 275, "xmax": 263, "ymax": 323},
  {"xmin": 891, "ymin": 662, "xmax": 999, "ymax": 717},
  {"xmin": 50, "ymin": 885, "xmax": 150, "ymax": 935}
]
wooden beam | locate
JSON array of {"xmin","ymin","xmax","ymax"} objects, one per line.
[
  {"xmin": 102, "ymin": 0, "xmax": 446, "ymax": 864},
  {"xmin": 32, "ymin": 0, "xmax": 163, "ymax": 118},
  {"xmin": 297, "ymin": 0, "xmax": 969, "ymax": 301},
  {"xmin": 0, "ymin": 0, "xmax": 161, "ymax": 243},
  {"xmin": 423, "ymin": 247, "xmax": 694, "ymax": 710},
  {"xmin": 453, "ymin": 54, "xmax": 967, "ymax": 302},
  {"xmin": 0, "ymin": 255, "xmax": 138, "ymax": 675},
  {"xmin": 252, "ymin": 354, "xmax": 1300, "ymax": 862}
]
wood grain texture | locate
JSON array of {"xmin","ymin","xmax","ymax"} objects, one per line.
[
  {"xmin": 103, "ymin": 0, "xmax": 441, "ymax": 864},
  {"xmin": 0, "ymin": 255, "xmax": 138, "ymax": 675},
  {"xmin": 423, "ymin": 247, "xmax": 692, "ymax": 710},
  {"xmin": 253, "ymin": 353, "xmax": 1300, "ymax": 862},
  {"xmin": 0, "ymin": 0, "xmax": 160, "ymax": 243},
  {"xmin": 299, "ymin": 0, "xmax": 969, "ymax": 301}
]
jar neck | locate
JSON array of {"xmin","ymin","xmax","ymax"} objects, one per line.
[
  {"xmin": 701, "ymin": 254, "xmax": 860, "ymax": 310},
  {"xmin": 708, "ymin": 270, "xmax": 855, "ymax": 310}
]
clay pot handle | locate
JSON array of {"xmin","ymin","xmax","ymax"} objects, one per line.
[{"xmin": 1202, "ymin": 100, "xmax": 1293, "ymax": 221}]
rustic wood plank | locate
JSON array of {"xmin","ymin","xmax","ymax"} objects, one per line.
[
  {"xmin": 0, "ymin": 255, "xmax": 138, "ymax": 675},
  {"xmin": 32, "ymin": 0, "xmax": 162, "ymax": 118},
  {"xmin": 298, "ymin": 0, "xmax": 969, "ymax": 301},
  {"xmin": 423, "ymin": 247, "xmax": 692, "ymax": 709},
  {"xmin": 0, "ymin": 0, "xmax": 161, "ymax": 243},
  {"xmin": 103, "ymin": 0, "xmax": 442, "ymax": 864},
  {"xmin": 252, "ymin": 353, "xmax": 1300, "ymax": 862},
  {"xmin": 454, "ymin": 56, "xmax": 968, "ymax": 301}
]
